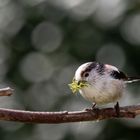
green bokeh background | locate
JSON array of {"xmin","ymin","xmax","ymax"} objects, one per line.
[{"xmin": 0, "ymin": 0, "xmax": 140, "ymax": 140}]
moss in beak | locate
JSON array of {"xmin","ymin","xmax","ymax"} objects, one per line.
[{"xmin": 68, "ymin": 78, "xmax": 89, "ymax": 94}]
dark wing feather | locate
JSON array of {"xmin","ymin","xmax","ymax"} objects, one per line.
[
  {"xmin": 110, "ymin": 70, "xmax": 140, "ymax": 83},
  {"xmin": 110, "ymin": 70, "xmax": 128, "ymax": 80}
]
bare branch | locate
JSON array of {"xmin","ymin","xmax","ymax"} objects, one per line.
[
  {"xmin": 0, "ymin": 87, "xmax": 139, "ymax": 123},
  {"xmin": 0, "ymin": 87, "xmax": 13, "ymax": 96},
  {"xmin": 0, "ymin": 105, "xmax": 139, "ymax": 123}
]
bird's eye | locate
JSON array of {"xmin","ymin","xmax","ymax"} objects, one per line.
[{"xmin": 84, "ymin": 72, "xmax": 89, "ymax": 77}]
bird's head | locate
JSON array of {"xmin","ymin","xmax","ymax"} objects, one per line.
[{"xmin": 69, "ymin": 62, "xmax": 96, "ymax": 93}]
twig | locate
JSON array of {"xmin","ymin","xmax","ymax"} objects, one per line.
[
  {"xmin": 0, "ymin": 87, "xmax": 13, "ymax": 96},
  {"xmin": 0, "ymin": 105, "xmax": 139, "ymax": 123}
]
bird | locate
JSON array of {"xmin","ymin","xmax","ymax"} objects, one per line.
[{"xmin": 69, "ymin": 62, "xmax": 140, "ymax": 115}]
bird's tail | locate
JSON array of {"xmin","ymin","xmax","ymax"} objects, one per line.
[{"xmin": 125, "ymin": 76, "xmax": 140, "ymax": 83}]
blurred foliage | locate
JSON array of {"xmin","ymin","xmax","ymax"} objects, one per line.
[{"xmin": 0, "ymin": 0, "xmax": 140, "ymax": 140}]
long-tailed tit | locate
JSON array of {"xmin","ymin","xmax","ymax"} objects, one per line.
[{"xmin": 69, "ymin": 62, "xmax": 140, "ymax": 113}]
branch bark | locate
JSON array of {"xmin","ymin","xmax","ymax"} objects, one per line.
[{"xmin": 0, "ymin": 105, "xmax": 139, "ymax": 124}]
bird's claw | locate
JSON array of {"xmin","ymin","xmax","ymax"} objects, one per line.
[{"xmin": 114, "ymin": 102, "xmax": 120, "ymax": 117}]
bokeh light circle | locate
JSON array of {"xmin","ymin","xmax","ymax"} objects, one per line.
[
  {"xmin": 121, "ymin": 13, "xmax": 140, "ymax": 45},
  {"xmin": 32, "ymin": 21, "xmax": 63, "ymax": 53},
  {"xmin": 20, "ymin": 52, "xmax": 54, "ymax": 83}
]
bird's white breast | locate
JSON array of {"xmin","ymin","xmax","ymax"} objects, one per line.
[{"xmin": 79, "ymin": 80, "xmax": 125, "ymax": 105}]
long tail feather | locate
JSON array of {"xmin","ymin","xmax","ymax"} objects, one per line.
[{"xmin": 125, "ymin": 76, "xmax": 140, "ymax": 83}]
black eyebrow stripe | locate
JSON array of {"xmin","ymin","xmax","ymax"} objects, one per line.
[
  {"xmin": 81, "ymin": 62, "xmax": 105, "ymax": 77},
  {"xmin": 81, "ymin": 62, "xmax": 97, "ymax": 77},
  {"xmin": 96, "ymin": 63, "xmax": 105, "ymax": 75}
]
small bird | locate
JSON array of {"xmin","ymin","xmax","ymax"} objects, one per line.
[{"xmin": 69, "ymin": 62, "xmax": 140, "ymax": 114}]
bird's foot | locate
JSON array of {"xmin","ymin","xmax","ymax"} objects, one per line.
[
  {"xmin": 85, "ymin": 103, "xmax": 100, "ymax": 114},
  {"xmin": 114, "ymin": 102, "xmax": 120, "ymax": 117}
]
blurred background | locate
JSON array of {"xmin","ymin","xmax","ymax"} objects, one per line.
[{"xmin": 0, "ymin": 0, "xmax": 140, "ymax": 140}]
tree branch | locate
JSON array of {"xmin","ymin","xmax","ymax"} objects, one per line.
[
  {"xmin": 0, "ymin": 87, "xmax": 140, "ymax": 124},
  {"xmin": 0, "ymin": 105, "xmax": 139, "ymax": 124},
  {"xmin": 0, "ymin": 87, "xmax": 13, "ymax": 96}
]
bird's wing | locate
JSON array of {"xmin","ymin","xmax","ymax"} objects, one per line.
[
  {"xmin": 110, "ymin": 70, "xmax": 128, "ymax": 80},
  {"xmin": 110, "ymin": 70, "xmax": 140, "ymax": 83}
]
